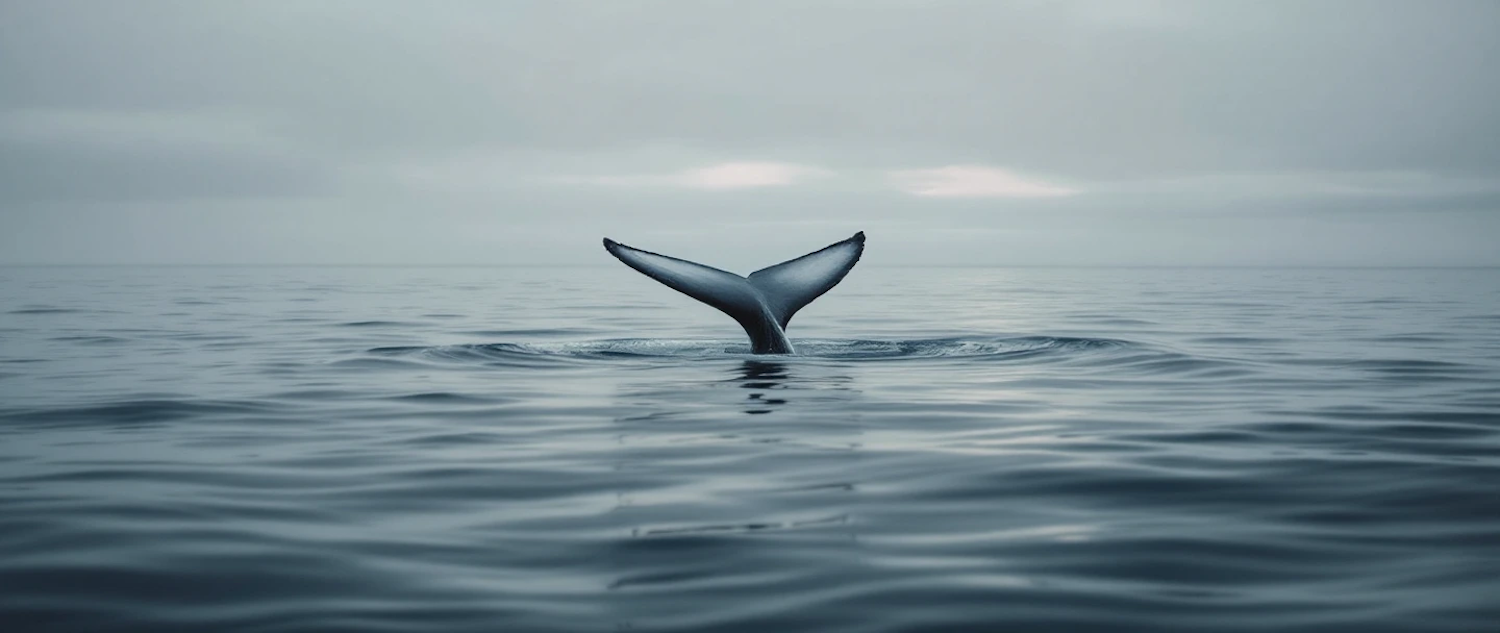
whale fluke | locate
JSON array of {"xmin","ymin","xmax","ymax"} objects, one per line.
[{"xmin": 603, "ymin": 232, "xmax": 865, "ymax": 354}]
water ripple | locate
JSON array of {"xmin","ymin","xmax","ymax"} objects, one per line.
[
  {"xmin": 372, "ymin": 335, "xmax": 1135, "ymax": 365},
  {"xmin": 2, "ymin": 266, "xmax": 1498, "ymax": 632}
]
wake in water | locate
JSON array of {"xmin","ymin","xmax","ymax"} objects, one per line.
[
  {"xmin": 371, "ymin": 335, "xmax": 1134, "ymax": 363},
  {"xmin": 365, "ymin": 336, "xmax": 1261, "ymax": 380}
]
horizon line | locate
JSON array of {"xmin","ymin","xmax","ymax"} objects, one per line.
[{"xmin": 2, "ymin": 263, "xmax": 1497, "ymax": 270}]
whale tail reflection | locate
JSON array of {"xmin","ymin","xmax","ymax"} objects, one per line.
[{"xmin": 738, "ymin": 360, "xmax": 789, "ymax": 415}]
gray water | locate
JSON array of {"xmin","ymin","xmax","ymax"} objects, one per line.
[{"xmin": 2, "ymin": 265, "xmax": 1498, "ymax": 632}]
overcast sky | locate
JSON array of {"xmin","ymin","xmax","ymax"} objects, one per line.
[{"xmin": 2, "ymin": 0, "xmax": 1497, "ymax": 266}]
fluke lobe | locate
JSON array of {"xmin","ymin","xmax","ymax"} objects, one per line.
[{"xmin": 603, "ymin": 232, "xmax": 865, "ymax": 354}]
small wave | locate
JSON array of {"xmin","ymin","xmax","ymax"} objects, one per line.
[
  {"xmin": 370, "ymin": 336, "xmax": 1133, "ymax": 364},
  {"xmin": 457, "ymin": 328, "xmax": 604, "ymax": 338},
  {"xmin": 49, "ymin": 335, "xmax": 130, "ymax": 345},
  {"xmin": 1347, "ymin": 358, "xmax": 1480, "ymax": 374},
  {"xmin": 8, "ymin": 306, "xmax": 81, "ymax": 315},
  {"xmin": 0, "ymin": 398, "xmax": 279, "ymax": 429},
  {"xmin": 387, "ymin": 392, "xmax": 500, "ymax": 405}
]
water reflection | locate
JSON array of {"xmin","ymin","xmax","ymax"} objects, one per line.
[
  {"xmin": 737, "ymin": 360, "xmax": 789, "ymax": 415},
  {"xmin": 612, "ymin": 358, "xmax": 858, "ymax": 425}
]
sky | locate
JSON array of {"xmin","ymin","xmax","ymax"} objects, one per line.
[{"xmin": 1, "ymin": 0, "xmax": 1498, "ymax": 267}]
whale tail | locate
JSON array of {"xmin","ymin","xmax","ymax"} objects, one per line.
[{"xmin": 602, "ymin": 232, "xmax": 865, "ymax": 354}]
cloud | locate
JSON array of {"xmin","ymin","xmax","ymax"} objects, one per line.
[
  {"xmin": 0, "ymin": 108, "xmax": 281, "ymax": 149},
  {"xmin": 0, "ymin": 108, "xmax": 332, "ymax": 202},
  {"xmin": 5, "ymin": 2, "xmax": 1497, "ymax": 181},
  {"xmin": 561, "ymin": 161, "xmax": 832, "ymax": 190},
  {"xmin": 1094, "ymin": 170, "xmax": 1500, "ymax": 199},
  {"xmin": 2, "ymin": 2, "xmax": 1498, "ymax": 265},
  {"xmin": 889, "ymin": 165, "xmax": 1078, "ymax": 198}
]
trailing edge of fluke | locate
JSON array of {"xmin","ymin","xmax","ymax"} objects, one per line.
[{"xmin": 602, "ymin": 232, "xmax": 866, "ymax": 354}]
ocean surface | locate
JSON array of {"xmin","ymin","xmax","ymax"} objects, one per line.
[{"xmin": 2, "ymin": 265, "xmax": 1498, "ymax": 632}]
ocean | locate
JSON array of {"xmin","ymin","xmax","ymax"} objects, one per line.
[{"xmin": 1, "ymin": 265, "xmax": 1497, "ymax": 632}]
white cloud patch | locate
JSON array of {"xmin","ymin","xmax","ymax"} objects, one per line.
[
  {"xmin": 889, "ymin": 165, "xmax": 1078, "ymax": 198},
  {"xmin": 562, "ymin": 161, "xmax": 831, "ymax": 190}
]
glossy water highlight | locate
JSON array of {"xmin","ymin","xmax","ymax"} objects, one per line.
[{"xmin": 1, "ymin": 266, "xmax": 1498, "ymax": 632}]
